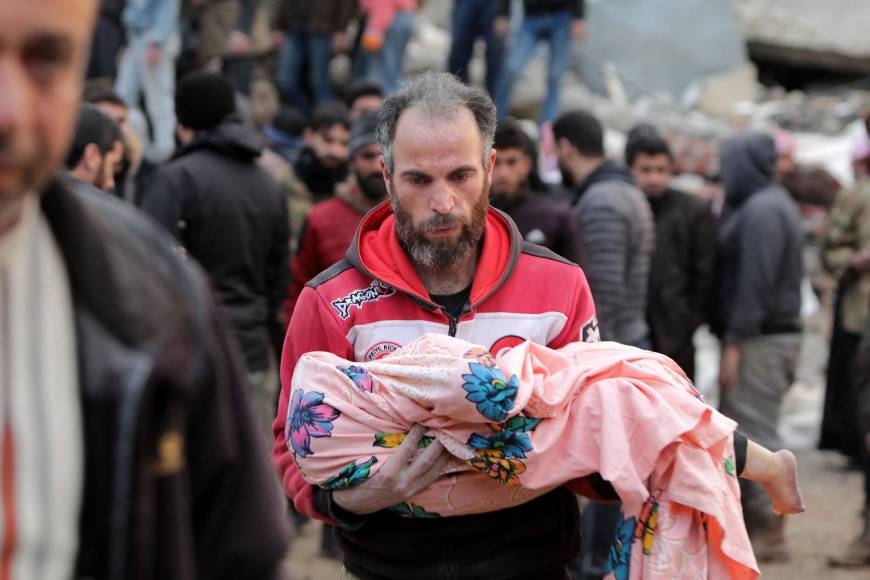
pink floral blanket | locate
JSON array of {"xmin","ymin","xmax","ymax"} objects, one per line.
[{"xmin": 285, "ymin": 333, "xmax": 758, "ymax": 579}]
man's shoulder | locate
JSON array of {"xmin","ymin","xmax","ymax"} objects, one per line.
[
  {"xmin": 44, "ymin": 178, "xmax": 212, "ymax": 328},
  {"xmin": 518, "ymin": 240, "xmax": 577, "ymax": 268}
]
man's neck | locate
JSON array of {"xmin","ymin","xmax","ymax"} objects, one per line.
[
  {"xmin": 573, "ymin": 156, "xmax": 604, "ymax": 186},
  {"xmin": 0, "ymin": 194, "xmax": 28, "ymax": 242},
  {"xmin": 416, "ymin": 249, "xmax": 479, "ymax": 296}
]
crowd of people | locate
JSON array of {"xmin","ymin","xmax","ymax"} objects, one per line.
[{"xmin": 3, "ymin": 0, "xmax": 870, "ymax": 578}]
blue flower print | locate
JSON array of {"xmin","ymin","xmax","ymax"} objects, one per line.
[
  {"xmin": 461, "ymin": 362, "xmax": 519, "ymax": 422},
  {"xmin": 338, "ymin": 365, "xmax": 374, "ymax": 392},
  {"xmin": 468, "ymin": 431, "xmax": 533, "ymax": 459},
  {"xmin": 322, "ymin": 456, "xmax": 378, "ymax": 490},
  {"xmin": 607, "ymin": 514, "xmax": 636, "ymax": 580}
]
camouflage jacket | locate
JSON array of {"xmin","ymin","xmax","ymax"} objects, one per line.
[{"xmin": 823, "ymin": 180, "xmax": 870, "ymax": 334}]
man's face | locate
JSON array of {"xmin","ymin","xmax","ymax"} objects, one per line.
[
  {"xmin": 305, "ymin": 123, "xmax": 350, "ymax": 169},
  {"xmin": 555, "ymin": 138, "xmax": 576, "ymax": 188},
  {"xmin": 492, "ymin": 146, "xmax": 532, "ymax": 202},
  {"xmin": 386, "ymin": 106, "xmax": 494, "ymax": 270},
  {"xmin": 630, "ymin": 152, "xmax": 672, "ymax": 198},
  {"xmin": 0, "ymin": 0, "xmax": 96, "ymax": 202},
  {"xmin": 351, "ymin": 143, "xmax": 387, "ymax": 200},
  {"xmin": 350, "ymin": 96, "xmax": 383, "ymax": 121},
  {"xmin": 94, "ymin": 139, "xmax": 123, "ymax": 192}
]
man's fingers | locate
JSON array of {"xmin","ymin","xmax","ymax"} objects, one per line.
[
  {"xmin": 404, "ymin": 438, "xmax": 448, "ymax": 481},
  {"xmin": 388, "ymin": 424, "xmax": 426, "ymax": 466}
]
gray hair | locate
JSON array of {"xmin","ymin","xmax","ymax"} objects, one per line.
[{"xmin": 376, "ymin": 72, "xmax": 497, "ymax": 174}]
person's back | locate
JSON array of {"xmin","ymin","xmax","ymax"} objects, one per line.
[{"xmin": 140, "ymin": 73, "xmax": 289, "ymax": 378}]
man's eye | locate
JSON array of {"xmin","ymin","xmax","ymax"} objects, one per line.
[
  {"xmin": 453, "ymin": 172, "xmax": 472, "ymax": 182},
  {"xmin": 23, "ymin": 40, "xmax": 72, "ymax": 83}
]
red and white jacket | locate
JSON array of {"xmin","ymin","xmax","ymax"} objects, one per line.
[{"xmin": 272, "ymin": 202, "xmax": 600, "ymax": 519}]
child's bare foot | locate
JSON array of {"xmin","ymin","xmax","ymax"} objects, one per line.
[{"xmin": 761, "ymin": 450, "xmax": 805, "ymax": 516}]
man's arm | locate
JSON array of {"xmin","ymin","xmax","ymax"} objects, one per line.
[
  {"xmin": 190, "ymin": 276, "xmax": 291, "ymax": 579},
  {"xmin": 138, "ymin": 169, "xmax": 187, "ymax": 241},
  {"xmin": 284, "ymin": 219, "xmax": 320, "ymax": 323},
  {"xmin": 575, "ymin": 201, "xmax": 629, "ymax": 342},
  {"xmin": 144, "ymin": 0, "xmax": 181, "ymax": 45},
  {"xmin": 273, "ymin": 286, "xmax": 356, "ymax": 520},
  {"xmin": 689, "ymin": 199, "xmax": 717, "ymax": 331},
  {"xmin": 267, "ymin": 191, "xmax": 291, "ymax": 348},
  {"xmin": 548, "ymin": 264, "xmax": 597, "ymax": 347}
]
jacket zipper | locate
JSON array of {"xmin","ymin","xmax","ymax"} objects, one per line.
[{"xmin": 447, "ymin": 315, "xmax": 457, "ymax": 337}]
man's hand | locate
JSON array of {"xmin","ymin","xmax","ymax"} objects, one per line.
[
  {"xmin": 494, "ymin": 16, "xmax": 509, "ymax": 39},
  {"xmin": 146, "ymin": 44, "xmax": 162, "ymax": 66},
  {"xmin": 332, "ymin": 31, "xmax": 349, "ymax": 54},
  {"xmin": 851, "ymin": 246, "xmax": 870, "ymax": 272},
  {"xmin": 571, "ymin": 19, "xmax": 586, "ymax": 41},
  {"xmin": 332, "ymin": 425, "xmax": 451, "ymax": 515},
  {"xmin": 226, "ymin": 30, "xmax": 252, "ymax": 55},
  {"xmin": 718, "ymin": 343, "xmax": 740, "ymax": 391}
]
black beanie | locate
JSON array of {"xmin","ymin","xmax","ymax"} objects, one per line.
[{"xmin": 175, "ymin": 71, "xmax": 236, "ymax": 131}]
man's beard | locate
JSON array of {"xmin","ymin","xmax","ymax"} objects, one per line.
[
  {"xmin": 558, "ymin": 162, "xmax": 575, "ymax": 188},
  {"xmin": 356, "ymin": 169, "xmax": 387, "ymax": 200},
  {"xmin": 393, "ymin": 182, "xmax": 489, "ymax": 271}
]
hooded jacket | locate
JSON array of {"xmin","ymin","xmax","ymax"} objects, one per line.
[
  {"xmin": 41, "ymin": 177, "xmax": 290, "ymax": 579},
  {"xmin": 572, "ymin": 160, "xmax": 654, "ymax": 345},
  {"xmin": 715, "ymin": 132, "xmax": 803, "ymax": 341},
  {"xmin": 140, "ymin": 122, "xmax": 290, "ymax": 372},
  {"xmin": 273, "ymin": 203, "xmax": 605, "ymax": 579}
]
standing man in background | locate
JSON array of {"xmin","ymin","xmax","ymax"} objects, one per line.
[
  {"xmin": 115, "ymin": 0, "xmax": 181, "ymax": 163},
  {"xmin": 625, "ymin": 124, "xmax": 717, "ymax": 379},
  {"xmin": 715, "ymin": 131, "xmax": 804, "ymax": 562},
  {"xmin": 491, "ymin": 120, "xmax": 581, "ymax": 262},
  {"xmin": 140, "ymin": 71, "xmax": 290, "ymax": 439},
  {"xmin": 495, "ymin": 0, "xmax": 586, "ymax": 123}
]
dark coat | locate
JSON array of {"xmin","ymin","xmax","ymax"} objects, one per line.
[
  {"xmin": 646, "ymin": 188, "xmax": 717, "ymax": 375},
  {"xmin": 714, "ymin": 132, "xmax": 804, "ymax": 342},
  {"xmin": 140, "ymin": 122, "xmax": 290, "ymax": 372},
  {"xmin": 495, "ymin": 190, "xmax": 582, "ymax": 263},
  {"xmin": 40, "ymin": 178, "xmax": 290, "ymax": 580},
  {"xmin": 499, "ymin": 0, "xmax": 585, "ymax": 18},
  {"xmin": 273, "ymin": 0, "xmax": 358, "ymax": 34}
]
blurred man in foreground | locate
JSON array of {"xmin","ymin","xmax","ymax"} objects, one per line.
[{"xmin": 0, "ymin": 1, "xmax": 291, "ymax": 577}]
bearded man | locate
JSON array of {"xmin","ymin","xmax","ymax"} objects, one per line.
[
  {"xmin": 273, "ymin": 72, "xmax": 614, "ymax": 580},
  {"xmin": 284, "ymin": 111, "xmax": 389, "ymax": 321}
]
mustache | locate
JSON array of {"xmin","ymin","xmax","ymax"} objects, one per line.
[{"xmin": 420, "ymin": 213, "xmax": 462, "ymax": 232}]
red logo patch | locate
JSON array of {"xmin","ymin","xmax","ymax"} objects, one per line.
[{"xmin": 489, "ymin": 335, "xmax": 525, "ymax": 358}]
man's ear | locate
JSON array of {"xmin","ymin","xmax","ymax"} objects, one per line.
[
  {"xmin": 380, "ymin": 157, "xmax": 392, "ymax": 197},
  {"xmin": 82, "ymin": 143, "xmax": 102, "ymax": 172},
  {"xmin": 486, "ymin": 148, "xmax": 497, "ymax": 176},
  {"xmin": 303, "ymin": 127, "xmax": 315, "ymax": 145}
]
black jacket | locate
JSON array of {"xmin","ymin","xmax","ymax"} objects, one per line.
[
  {"xmin": 714, "ymin": 132, "xmax": 803, "ymax": 341},
  {"xmin": 646, "ymin": 188, "xmax": 716, "ymax": 374},
  {"xmin": 40, "ymin": 178, "xmax": 290, "ymax": 579},
  {"xmin": 140, "ymin": 122, "xmax": 290, "ymax": 372},
  {"xmin": 500, "ymin": 0, "xmax": 584, "ymax": 18},
  {"xmin": 494, "ymin": 190, "xmax": 582, "ymax": 263}
]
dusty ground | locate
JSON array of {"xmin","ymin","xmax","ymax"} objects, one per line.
[{"xmin": 284, "ymin": 449, "xmax": 865, "ymax": 579}]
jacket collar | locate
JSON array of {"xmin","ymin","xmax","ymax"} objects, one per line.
[
  {"xmin": 345, "ymin": 202, "xmax": 523, "ymax": 308},
  {"xmin": 572, "ymin": 159, "xmax": 635, "ymax": 205}
]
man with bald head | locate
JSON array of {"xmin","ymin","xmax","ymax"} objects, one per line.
[
  {"xmin": 0, "ymin": 1, "xmax": 290, "ymax": 578},
  {"xmin": 275, "ymin": 72, "xmax": 611, "ymax": 579}
]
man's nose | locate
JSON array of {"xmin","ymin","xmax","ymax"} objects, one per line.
[{"xmin": 429, "ymin": 181, "xmax": 457, "ymax": 214}]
